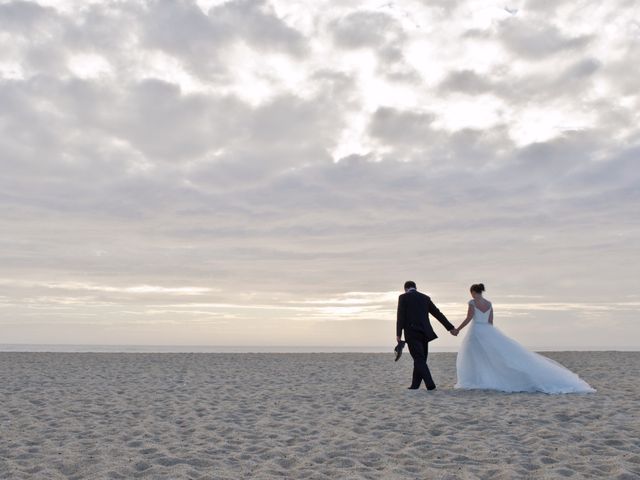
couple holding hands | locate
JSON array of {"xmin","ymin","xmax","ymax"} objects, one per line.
[{"xmin": 395, "ymin": 281, "xmax": 595, "ymax": 394}]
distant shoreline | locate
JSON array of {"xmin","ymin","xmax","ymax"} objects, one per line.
[{"xmin": 0, "ymin": 344, "xmax": 638, "ymax": 353}]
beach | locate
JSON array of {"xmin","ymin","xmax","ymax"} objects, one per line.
[{"xmin": 1, "ymin": 351, "xmax": 638, "ymax": 479}]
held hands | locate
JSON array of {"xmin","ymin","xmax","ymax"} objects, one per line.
[{"xmin": 397, "ymin": 329, "xmax": 459, "ymax": 339}]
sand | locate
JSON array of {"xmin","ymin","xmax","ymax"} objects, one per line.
[{"xmin": 0, "ymin": 351, "xmax": 638, "ymax": 479}]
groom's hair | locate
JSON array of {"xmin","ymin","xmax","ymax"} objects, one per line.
[{"xmin": 404, "ymin": 281, "xmax": 416, "ymax": 290}]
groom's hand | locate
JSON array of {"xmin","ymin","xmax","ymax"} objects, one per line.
[{"xmin": 396, "ymin": 336, "xmax": 401, "ymax": 342}]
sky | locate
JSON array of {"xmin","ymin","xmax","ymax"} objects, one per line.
[{"xmin": 1, "ymin": 0, "xmax": 639, "ymax": 349}]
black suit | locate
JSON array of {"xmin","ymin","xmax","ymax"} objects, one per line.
[{"xmin": 396, "ymin": 289, "xmax": 455, "ymax": 389}]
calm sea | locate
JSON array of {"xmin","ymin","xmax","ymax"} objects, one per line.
[{"xmin": 0, "ymin": 344, "xmax": 637, "ymax": 353}]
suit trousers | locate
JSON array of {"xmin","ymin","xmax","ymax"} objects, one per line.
[{"xmin": 406, "ymin": 333, "xmax": 436, "ymax": 389}]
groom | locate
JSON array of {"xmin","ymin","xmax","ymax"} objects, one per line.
[{"xmin": 396, "ymin": 281, "xmax": 458, "ymax": 390}]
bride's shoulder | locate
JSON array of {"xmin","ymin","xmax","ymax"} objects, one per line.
[{"xmin": 468, "ymin": 299, "xmax": 474, "ymax": 305}]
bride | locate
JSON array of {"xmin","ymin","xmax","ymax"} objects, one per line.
[{"xmin": 454, "ymin": 283, "xmax": 595, "ymax": 394}]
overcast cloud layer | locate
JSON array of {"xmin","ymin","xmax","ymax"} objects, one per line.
[{"xmin": 1, "ymin": 0, "xmax": 639, "ymax": 348}]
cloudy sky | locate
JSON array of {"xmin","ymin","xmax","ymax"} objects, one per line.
[{"xmin": 1, "ymin": 0, "xmax": 639, "ymax": 349}]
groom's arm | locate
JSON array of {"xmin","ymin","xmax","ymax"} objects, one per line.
[
  {"xmin": 396, "ymin": 295, "xmax": 406, "ymax": 339},
  {"xmin": 428, "ymin": 299, "xmax": 455, "ymax": 331}
]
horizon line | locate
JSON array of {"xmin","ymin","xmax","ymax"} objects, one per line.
[{"xmin": 0, "ymin": 344, "xmax": 638, "ymax": 353}]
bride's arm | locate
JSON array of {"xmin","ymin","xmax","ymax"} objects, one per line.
[
  {"xmin": 457, "ymin": 304, "xmax": 474, "ymax": 331},
  {"xmin": 489, "ymin": 305, "xmax": 493, "ymax": 325}
]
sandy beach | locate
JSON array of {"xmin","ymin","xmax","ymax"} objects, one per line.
[{"xmin": 1, "ymin": 351, "xmax": 638, "ymax": 479}]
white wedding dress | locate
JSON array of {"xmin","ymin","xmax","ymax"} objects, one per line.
[{"xmin": 455, "ymin": 299, "xmax": 595, "ymax": 394}]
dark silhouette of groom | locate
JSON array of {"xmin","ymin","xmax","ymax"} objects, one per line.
[{"xmin": 396, "ymin": 281, "xmax": 458, "ymax": 390}]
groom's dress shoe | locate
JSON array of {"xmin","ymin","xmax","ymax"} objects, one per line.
[
  {"xmin": 394, "ymin": 340, "xmax": 406, "ymax": 361},
  {"xmin": 407, "ymin": 386, "xmax": 420, "ymax": 390},
  {"xmin": 427, "ymin": 386, "xmax": 437, "ymax": 391}
]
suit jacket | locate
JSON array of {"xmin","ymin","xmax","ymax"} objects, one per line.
[{"xmin": 396, "ymin": 290, "xmax": 455, "ymax": 342}]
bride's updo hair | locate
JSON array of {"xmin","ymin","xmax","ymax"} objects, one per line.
[{"xmin": 470, "ymin": 283, "xmax": 485, "ymax": 294}]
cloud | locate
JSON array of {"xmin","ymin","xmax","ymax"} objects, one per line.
[
  {"xmin": 497, "ymin": 17, "xmax": 593, "ymax": 59},
  {"xmin": 330, "ymin": 10, "xmax": 404, "ymax": 49},
  {"xmin": 438, "ymin": 69, "xmax": 496, "ymax": 95},
  {"xmin": 0, "ymin": 0, "xmax": 53, "ymax": 31},
  {"xmin": 209, "ymin": 0, "xmax": 307, "ymax": 55},
  {"xmin": 368, "ymin": 106, "xmax": 437, "ymax": 146},
  {"xmin": 328, "ymin": 9, "xmax": 418, "ymax": 81},
  {"xmin": 0, "ymin": 0, "xmax": 638, "ymax": 347},
  {"xmin": 141, "ymin": 0, "xmax": 307, "ymax": 80}
]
